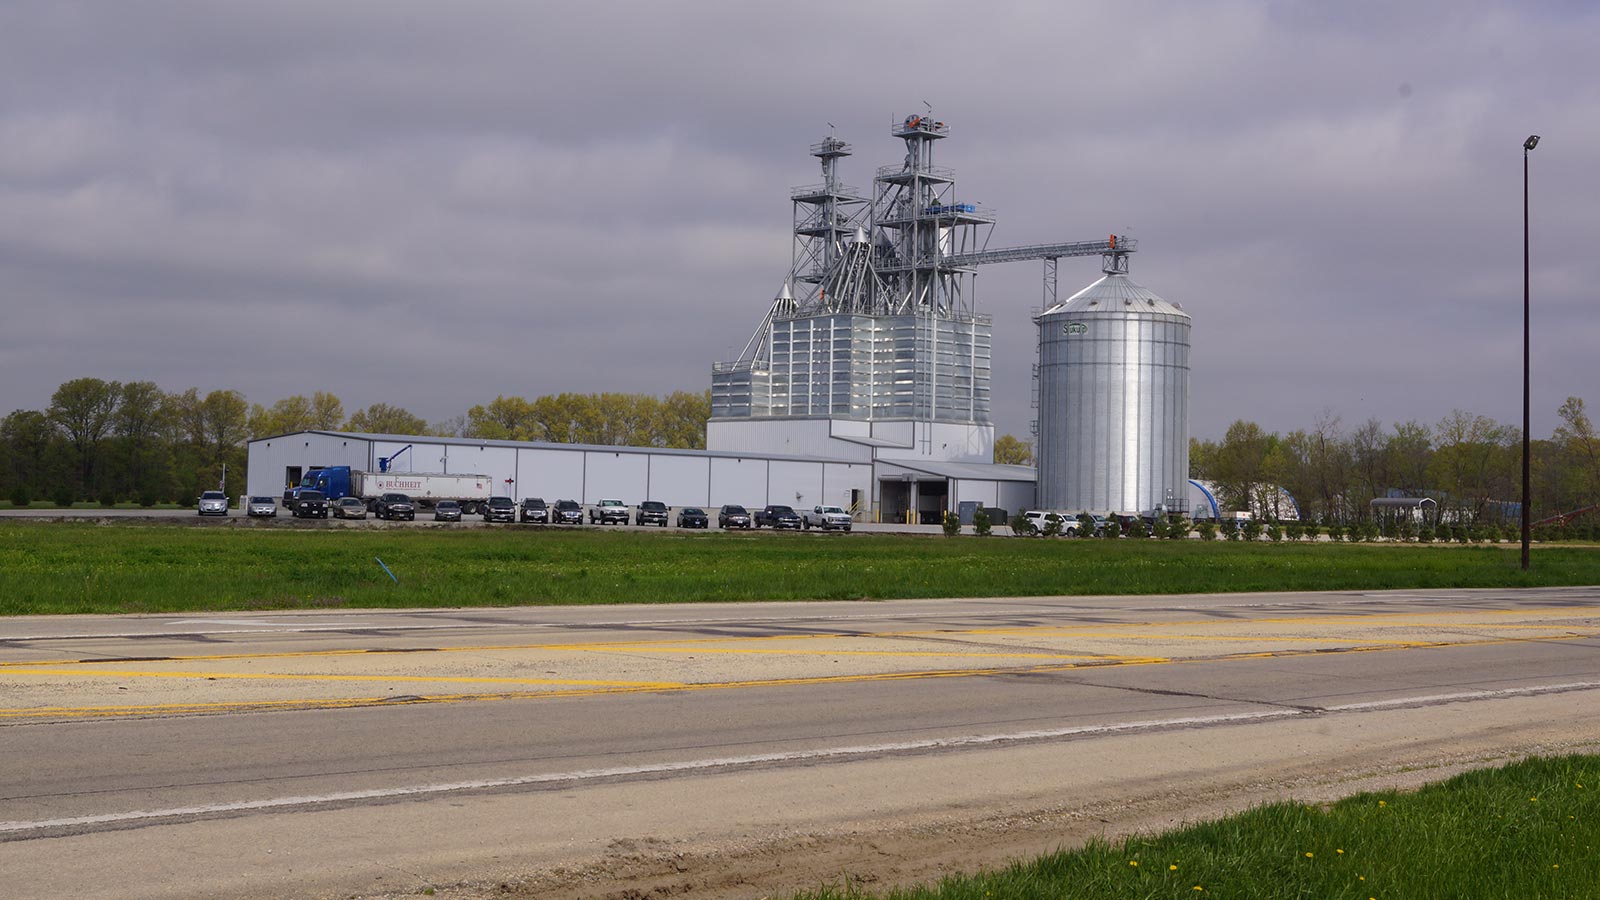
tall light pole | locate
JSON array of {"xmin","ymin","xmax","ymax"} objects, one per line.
[{"xmin": 1522, "ymin": 134, "xmax": 1539, "ymax": 571}]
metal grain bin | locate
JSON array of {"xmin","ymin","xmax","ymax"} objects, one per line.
[{"xmin": 1034, "ymin": 273, "xmax": 1190, "ymax": 516}]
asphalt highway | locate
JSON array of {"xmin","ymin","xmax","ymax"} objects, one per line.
[{"xmin": 3, "ymin": 587, "xmax": 1598, "ymax": 899}]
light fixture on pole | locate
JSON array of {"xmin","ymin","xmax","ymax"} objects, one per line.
[{"xmin": 1522, "ymin": 134, "xmax": 1539, "ymax": 571}]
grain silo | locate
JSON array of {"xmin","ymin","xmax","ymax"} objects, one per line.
[{"xmin": 1034, "ymin": 268, "xmax": 1190, "ymax": 516}]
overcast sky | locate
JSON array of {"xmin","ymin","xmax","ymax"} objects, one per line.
[{"xmin": 1, "ymin": 0, "xmax": 1594, "ymax": 441}]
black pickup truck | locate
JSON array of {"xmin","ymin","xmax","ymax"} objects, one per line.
[
  {"xmin": 754, "ymin": 504, "xmax": 802, "ymax": 530},
  {"xmin": 636, "ymin": 500, "xmax": 669, "ymax": 527},
  {"xmin": 288, "ymin": 489, "xmax": 329, "ymax": 519}
]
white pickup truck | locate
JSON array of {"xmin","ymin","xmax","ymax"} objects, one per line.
[{"xmin": 803, "ymin": 505, "xmax": 853, "ymax": 532}]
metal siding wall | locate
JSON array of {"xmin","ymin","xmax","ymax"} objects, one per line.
[
  {"xmin": 648, "ymin": 455, "xmax": 714, "ymax": 507},
  {"xmin": 245, "ymin": 434, "xmax": 371, "ymax": 497},
  {"xmin": 769, "ymin": 461, "xmax": 824, "ymax": 509},
  {"xmin": 709, "ymin": 457, "xmax": 770, "ymax": 509},
  {"xmin": 821, "ymin": 463, "xmax": 872, "ymax": 510},
  {"xmin": 582, "ymin": 452, "xmax": 649, "ymax": 504},
  {"xmin": 516, "ymin": 448, "xmax": 586, "ymax": 502},
  {"xmin": 456, "ymin": 446, "xmax": 519, "ymax": 498}
]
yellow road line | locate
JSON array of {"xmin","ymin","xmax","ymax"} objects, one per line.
[
  {"xmin": 3, "ymin": 633, "xmax": 1591, "ymax": 721},
  {"xmin": 0, "ymin": 668, "xmax": 683, "ymax": 689}
]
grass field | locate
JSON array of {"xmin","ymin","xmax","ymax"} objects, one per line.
[
  {"xmin": 795, "ymin": 754, "xmax": 1600, "ymax": 900},
  {"xmin": 1, "ymin": 522, "xmax": 1597, "ymax": 615}
]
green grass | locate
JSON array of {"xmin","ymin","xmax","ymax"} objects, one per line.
[
  {"xmin": 1, "ymin": 522, "xmax": 1597, "ymax": 615},
  {"xmin": 795, "ymin": 754, "xmax": 1600, "ymax": 900}
]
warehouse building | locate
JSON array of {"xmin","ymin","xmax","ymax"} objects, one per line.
[{"xmin": 245, "ymin": 430, "xmax": 1033, "ymax": 522}]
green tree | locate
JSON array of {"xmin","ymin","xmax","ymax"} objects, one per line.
[
  {"xmin": 47, "ymin": 377, "xmax": 121, "ymax": 494},
  {"xmin": 994, "ymin": 434, "xmax": 1033, "ymax": 466},
  {"xmin": 346, "ymin": 403, "xmax": 430, "ymax": 436}
]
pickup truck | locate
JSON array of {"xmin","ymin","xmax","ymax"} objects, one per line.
[
  {"xmin": 754, "ymin": 504, "xmax": 802, "ymax": 530},
  {"xmin": 590, "ymin": 499, "xmax": 630, "ymax": 525},
  {"xmin": 803, "ymin": 505, "xmax": 852, "ymax": 532}
]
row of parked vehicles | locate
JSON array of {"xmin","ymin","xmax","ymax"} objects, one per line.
[{"xmin": 211, "ymin": 489, "xmax": 854, "ymax": 532}]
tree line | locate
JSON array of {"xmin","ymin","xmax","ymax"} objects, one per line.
[
  {"xmin": 1189, "ymin": 399, "xmax": 1600, "ymax": 526},
  {"xmin": 0, "ymin": 378, "xmax": 710, "ymax": 506}
]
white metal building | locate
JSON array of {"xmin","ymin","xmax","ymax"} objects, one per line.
[{"xmin": 245, "ymin": 430, "xmax": 1035, "ymax": 522}]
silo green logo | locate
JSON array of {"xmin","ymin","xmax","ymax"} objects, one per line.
[{"xmin": 1063, "ymin": 322, "xmax": 1088, "ymax": 335}]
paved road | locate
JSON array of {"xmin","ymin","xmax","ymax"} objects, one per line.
[{"xmin": 3, "ymin": 587, "xmax": 1598, "ymax": 899}]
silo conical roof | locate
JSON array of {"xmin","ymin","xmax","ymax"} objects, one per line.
[{"xmin": 1039, "ymin": 273, "xmax": 1186, "ymax": 319}]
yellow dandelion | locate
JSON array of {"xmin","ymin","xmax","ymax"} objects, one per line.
[
  {"xmin": 1193, "ymin": 887, "xmax": 1204, "ymax": 892},
  {"xmin": 1377, "ymin": 800, "xmax": 1387, "ymax": 807},
  {"xmin": 1336, "ymin": 848, "xmax": 1345, "ymax": 854},
  {"xmin": 1305, "ymin": 852, "xmax": 1314, "ymax": 858},
  {"xmin": 1360, "ymin": 875, "xmax": 1366, "ymax": 881},
  {"xmin": 1553, "ymin": 864, "xmax": 1560, "ymax": 869},
  {"xmin": 1530, "ymin": 797, "xmax": 1538, "ymax": 802},
  {"xmin": 1170, "ymin": 864, "xmax": 1179, "ymax": 871},
  {"xmin": 1128, "ymin": 860, "xmax": 1138, "ymax": 867}
]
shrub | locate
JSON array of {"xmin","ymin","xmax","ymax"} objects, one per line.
[
  {"xmin": 1197, "ymin": 521, "xmax": 1218, "ymax": 541},
  {"xmin": 1041, "ymin": 513, "xmax": 1064, "ymax": 538},
  {"xmin": 1361, "ymin": 521, "xmax": 1380, "ymax": 542},
  {"xmin": 1329, "ymin": 524, "xmax": 1345, "ymax": 542},
  {"xmin": 972, "ymin": 507, "xmax": 991, "ymax": 536},
  {"xmin": 1010, "ymin": 512, "xmax": 1035, "ymax": 536},
  {"xmin": 942, "ymin": 510, "xmax": 961, "ymax": 537},
  {"xmin": 1303, "ymin": 523, "xmax": 1321, "ymax": 541},
  {"xmin": 1418, "ymin": 524, "xmax": 1435, "ymax": 543},
  {"xmin": 99, "ymin": 492, "xmax": 118, "ymax": 508},
  {"xmin": 8, "ymin": 486, "xmax": 29, "ymax": 508},
  {"xmin": 1123, "ymin": 517, "xmax": 1146, "ymax": 539},
  {"xmin": 1166, "ymin": 517, "xmax": 1190, "ymax": 540},
  {"xmin": 1222, "ymin": 519, "xmax": 1240, "ymax": 541},
  {"xmin": 1243, "ymin": 520, "xmax": 1264, "ymax": 542},
  {"xmin": 1266, "ymin": 523, "xmax": 1282, "ymax": 542},
  {"xmin": 178, "ymin": 495, "xmax": 196, "ymax": 508},
  {"xmin": 52, "ymin": 485, "xmax": 76, "ymax": 508},
  {"xmin": 138, "ymin": 490, "xmax": 161, "ymax": 508},
  {"xmin": 1103, "ymin": 520, "xmax": 1122, "ymax": 539},
  {"xmin": 1077, "ymin": 513, "xmax": 1097, "ymax": 538}
]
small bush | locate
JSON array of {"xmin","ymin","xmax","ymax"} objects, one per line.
[
  {"xmin": 1103, "ymin": 520, "xmax": 1122, "ymax": 539},
  {"xmin": 972, "ymin": 508, "xmax": 991, "ymax": 536},
  {"xmin": 1041, "ymin": 513, "xmax": 1064, "ymax": 538},
  {"xmin": 99, "ymin": 493, "xmax": 118, "ymax": 508},
  {"xmin": 1243, "ymin": 520, "xmax": 1264, "ymax": 542},
  {"xmin": 52, "ymin": 485, "xmax": 76, "ymax": 508},
  {"xmin": 1266, "ymin": 523, "xmax": 1282, "ymax": 542},
  {"xmin": 1222, "ymin": 519, "xmax": 1241, "ymax": 541},
  {"xmin": 1418, "ymin": 524, "xmax": 1435, "ymax": 543},
  {"xmin": 178, "ymin": 495, "xmax": 197, "ymax": 508},
  {"xmin": 8, "ymin": 486, "xmax": 30, "ymax": 508},
  {"xmin": 1455, "ymin": 524, "xmax": 1470, "ymax": 544},
  {"xmin": 1077, "ymin": 513, "xmax": 1097, "ymax": 538},
  {"xmin": 1166, "ymin": 518, "xmax": 1190, "ymax": 540},
  {"xmin": 1010, "ymin": 512, "xmax": 1035, "ymax": 536},
  {"xmin": 1197, "ymin": 521, "xmax": 1217, "ymax": 541},
  {"xmin": 1123, "ymin": 517, "xmax": 1147, "ymax": 539},
  {"xmin": 941, "ymin": 510, "xmax": 961, "ymax": 537},
  {"xmin": 138, "ymin": 490, "xmax": 161, "ymax": 508}
]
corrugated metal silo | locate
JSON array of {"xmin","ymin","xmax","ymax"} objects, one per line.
[{"xmin": 1035, "ymin": 272, "xmax": 1190, "ymax": 515}]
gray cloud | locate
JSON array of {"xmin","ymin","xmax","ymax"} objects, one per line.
[{"xmin": 1, "ymin": 0, "xmax": 1594, "ymax": 439}]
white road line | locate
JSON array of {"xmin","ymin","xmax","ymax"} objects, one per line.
[
  {"xmin": 0, "ymin": 709, "xmax": 1299, "ymax": 835},
  {"xmin": 1321, "ymin": 681, "xmax": 1600, "ymax": 712},
  {"xmin": 6, "ymin": 680, "xmax": 1599, "ymax": 837}
]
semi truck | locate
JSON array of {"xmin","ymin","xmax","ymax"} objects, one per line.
[{"xmin": 286, "ymin": 466, "xmax": 495, "ymax": 515}]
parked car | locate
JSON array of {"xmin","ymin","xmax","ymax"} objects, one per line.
[
  {"xmin": 755, "ymin": 504, "xmax": 802, "ymax": 530},
  {"xmin": 246, "ymin": 496, "xmax": 277, "ymax": 518},
  {"xmin": 803, "ymin": 505, "xmax": 852, "ymax": 532},
  {"xmin": 288, "ymin": 489, "xmax": 328, "ymax": 518},
  {"xmin": 519, "ymin": 497, "xmax": 549, "ymax": 523},
  {"xmin": 482, "ymin": 496, "xmax": 515, "ymax": 523},
  {"xmin": 553, "ymin": 499, "xmax": 583, "ymax": 524},
  {"xmin": 636, "ymin": 500, "xmax": 669, "ymax": 527},
  {"xmin": 676, "ymin": 507, "xmax": 709, "ymax": 528},
  {"xmin": 197, "ymin": 491, "xmax": 229, "ymax": 517},
  {"xmin": 375, "ymin": 492, "xmax": 415, "ymax": 521},
  {"xmin": 718, "ymin": 504, "xmax": 751, "ymax": 529},
  {"xmin": 590, "ymin": 499, "xmax": 629, "ymax": 525},
  {"xmin": 434, "ymin": 499, "xmax": 462, "ymax": 522},
  {"xmin": 333, "ymin": 497, "xmax": 368, "ymax": 519}
]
